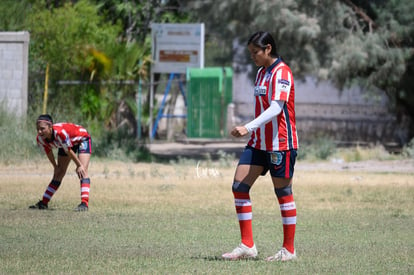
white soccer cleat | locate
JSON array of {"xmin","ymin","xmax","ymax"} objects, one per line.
[
  {"xmin": 266, "ymin": 247, "xmax": 297, "ymax": 262},
  {"xmin": 222, "ymin": 243, "xmax": 258, "ymax": 260}
]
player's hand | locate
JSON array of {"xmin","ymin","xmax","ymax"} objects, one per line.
[
  {"xmin": 76, "ymin": 165, "xmax": 86, "ymax": 179},
  {"xmin": 231, "ymin": 126, "xmax": 249, "ymax": 138}
]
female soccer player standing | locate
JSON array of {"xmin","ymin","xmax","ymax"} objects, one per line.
[
  {"xmin": 222, "ymin": 31, "xmax": 299, "ymax": 261},
  {"xmin": 29, "ymin": 114, "xmax": 92, "ymax": 211}
]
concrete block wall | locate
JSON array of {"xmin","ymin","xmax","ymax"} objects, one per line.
[{"xmin": 0, "ymin": 31, "xmax": 30, "ymax": 117}]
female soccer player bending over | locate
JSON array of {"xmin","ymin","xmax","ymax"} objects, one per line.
[{"xmin": 29, "ymin": 114, "xmax": 92, "ymax": 211}]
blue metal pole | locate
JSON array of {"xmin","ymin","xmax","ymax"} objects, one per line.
[{"xmin": 151, "ymin": 73, "xmax": 175, "ymax": 139}]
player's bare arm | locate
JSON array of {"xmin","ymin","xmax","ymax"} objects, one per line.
[{"xmin": 46, "ymin": 150, "xmax": 57, "ymax": 169}]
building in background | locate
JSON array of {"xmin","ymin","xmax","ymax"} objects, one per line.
[{"xmin": 0, "ymin": 32, "xmax": 29, "ymax": 117}]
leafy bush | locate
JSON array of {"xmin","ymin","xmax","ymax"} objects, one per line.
[
  {"xmin": 336, "ymin": 145, "xmax": 397, "ymax": 162},
  {"xmin": 402, "ymin": 138, "xmax": 414, "ymax": 159},
  {"xmin": 299, "ymin": 136, "xmax": 337, "ymax": 161},
  {"xmin": 93, "ymin": 128, "xmax": 151, "ymax": 162}
]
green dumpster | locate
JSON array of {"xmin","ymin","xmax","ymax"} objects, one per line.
[{"xmin": 186, "ymin": 67, "xmax": 233, "ymax": 138}]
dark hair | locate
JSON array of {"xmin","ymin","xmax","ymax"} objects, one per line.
[
  {"xmin": 37, "ymin": 114, "xmax": 53, "ymax": 125},
  {"xmin": 247, "ymin": 31, "xmax": 278, "ymax": 57}
]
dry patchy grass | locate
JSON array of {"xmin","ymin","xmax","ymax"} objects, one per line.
[{"xmin": 0, "ymin": 158, "xmax": 413, "ymax": 274}]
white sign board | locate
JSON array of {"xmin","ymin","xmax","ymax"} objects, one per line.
[{"xmin": 151, "ymin": 23, "xmax": 204, "ymax": 73}]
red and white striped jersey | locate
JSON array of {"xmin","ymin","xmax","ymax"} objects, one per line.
[
  {"xmin": 37, "ymin": 123, "xmax": 90, "ymax": 154},
  {"xmin": 247, "ymin": 59, "xmax": 299, "ymax": 151}
]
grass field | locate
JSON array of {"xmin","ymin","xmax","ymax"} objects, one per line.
[{"xmin": 0, "ymin": 158, "xmax": 413, "ymax": 274}]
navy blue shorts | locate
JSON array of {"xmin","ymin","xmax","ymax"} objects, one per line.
[
  {"xmin": 58, "ymin": 138, "xmax": 92, "ymax": 156},
  {"xmin": 238, "ymin": 146, "xmax": 297, "ymax": 178}
]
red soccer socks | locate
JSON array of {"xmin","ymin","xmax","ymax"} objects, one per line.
[
  {"xmin": 80, "ymin": 178, "xmax": 91, "ymax": 206},
  {"xmin": 275, "ymin": 186, "xmax": 296, "ymax": 254},
  {"xmin": 232, "ymin": 182, "xmax": 254, "ymax": 248},
  {"xmin": 41, "ymin": 180, "xmax": 61, "ymax": 205}
]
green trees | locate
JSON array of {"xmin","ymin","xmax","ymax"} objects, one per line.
[
  {"xmin": 26, "ymin": 0, "xmax": 123, "ymax": 123},
  {"xmin": 330, "ymin": 1, "xmax": 414, "ymax": 116},
  {"xmin": 2, "ymin": 0, "xmax": 184, "ymax": 145},
  {"xmin": 0, "ymin": 0, "xmax": 187, "ymax": 158}
]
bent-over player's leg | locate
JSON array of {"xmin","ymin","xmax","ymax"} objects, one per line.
[
  {"xmin": 75, "ymin": 139, "xmax": 92, "ymax": 212},
  {"xmin": 77, "ymin": 152, "xmax": 91, "ymax": 209},
  {"xmin": 44, "ymin": 153, "xmax": 70, "ymax": 205},
  {"xmin": 29, "ymin": 153, "xmax": 71, "ymax": 209}
]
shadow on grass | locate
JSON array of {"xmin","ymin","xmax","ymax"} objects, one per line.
[{"xmin": 191, "ymin": 255, "xmax": 260, "ymax": 261}]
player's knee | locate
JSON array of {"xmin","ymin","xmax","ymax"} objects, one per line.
[
  {"xmin": 232, "ymin": 181, "xmax": 251, "ymax": 193},
  {"xmin": 81, "ymin": 178, "xmax": 90, "ymax": 184},
  {"xmin": 274, "ymin": 184, "xmax": 292, "ymax": 198},
  {"xmin": 54, "ymin": 167, "xmax": 67, "ymax": 179},
  {"xmin": 51, "ymin": 179, "xmax": 61, "ymax": 187}
]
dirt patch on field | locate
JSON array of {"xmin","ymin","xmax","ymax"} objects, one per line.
[
  {"xmin": 149, "ymin": 141, "xmax": 414, "ymax": 174},
  {"xmin": 148, "ymin": 140, "xmax": 246, "ymax": 160},
  {"xmin": 296, "ymin": 159, "xmax": 414, "ymax": 174},
  {"xmin": 0, "ymin": 141, "xmax": 413, "ymax": 177}
]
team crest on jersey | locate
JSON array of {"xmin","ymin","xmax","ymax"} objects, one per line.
[
  {"xmin": 254, "ymin": 86, "xmax": 267, "ymax": 96},
  {"xmin": 270, "ymin": 152, "xmax": 283, "ymax": 165},
  {"xmin": 264, "ymin": 72, "xmax": 272, "ymax": 82}
]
